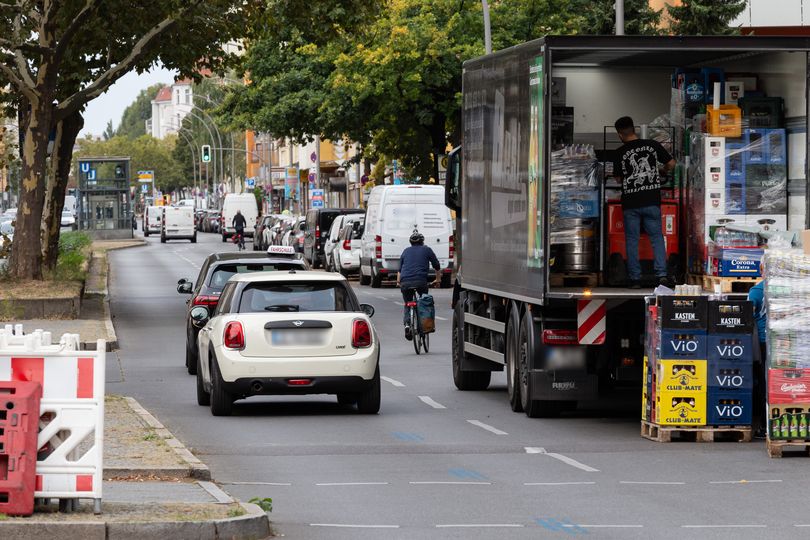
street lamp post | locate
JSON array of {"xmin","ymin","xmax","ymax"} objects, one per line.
[
  {"xmin": 184, "ymin": 110, "xmax": 219, "ymax": 196},
  {"xmin": 190, "ymin": 105, "xmax": 225, "ymax": 192},
  {"xmin": 481, "ymin": 0, "xmax": 492, "ymax": 54},
  {"xmin": 616, "ymin": 0, "xmax": 625, "ymax": 35},
  {"xmin": 194, "ymin": 93, "xmax": 237, "ymax": 192}
]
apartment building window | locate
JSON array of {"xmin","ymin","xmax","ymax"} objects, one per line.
[
  {"xmin": 253, "ymin": 143, "xmax": 262, "ymax": 163},
  {"xmin": 185, "ymin": 88, "xmax": 191, "ymax": 105}
]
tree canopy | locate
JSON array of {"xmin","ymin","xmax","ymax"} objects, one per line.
[
  {"xmin": 117, "ymin": 84, "xmax": 163, "ymax": 139},
  {"xmin": 667, "ymin": 0, "xmax": 747, "ymax": 35}
]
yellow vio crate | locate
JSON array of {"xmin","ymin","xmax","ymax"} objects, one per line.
[
  {"xmin": 655, "ymin": 359, "xmax": 707, "ymax": 394},
  {"xmin": 655, "ymin": 391, "xmax": 707, "ymax": 426}
]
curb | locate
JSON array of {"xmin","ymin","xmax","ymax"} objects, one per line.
[
  {"xmin": 121, "ymin": 397, "xmax": 211, "ymax": 481},
  {"xmin": 0, "ymin": 501, "xmax": 271, "ymax": 540}
]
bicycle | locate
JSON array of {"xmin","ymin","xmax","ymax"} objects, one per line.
[
  {"xmin": 405, "ymin": 288, "xmax": 430, "ymax": 355},
  {"xmin": 233, "ymin": 231, "xmax": 245, "ymax": 251}
]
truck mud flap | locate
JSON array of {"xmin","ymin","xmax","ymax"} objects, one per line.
[{"xmin": 530, "ymin": 371, "xmax": 598, "ymax": 401}]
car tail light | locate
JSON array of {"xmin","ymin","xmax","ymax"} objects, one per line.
[
  {"xmin": 192, "ymin": 295, "xmax": 219, "ymax": 307},
  {"xmin": 343, "ymin": 238, "xmax": 351, "ymax": 250},
  {"xmin": 352, "ymin": 319, "xmax": 372, "ymax": 348},
  {"xmin": 298, "ymin": 236, "xmax": 304, "ymax": 246},
  {"xmin": 449, "ymin": 234, "xmax": 455, "ymax": 260},
  {"xmin": 315, "ymin": 225, "xmax": 320, "ymax": 239},
  {"xmin": 224, "ymin": 321, "xmax": 245, "ymax": 349},
  {"xmin": 542, "ymin": 329, "xmax": 578, "ymax": 345},
  {"xmin": 287, "ymin": 379, "xmax": 312, "ymax": 386},
  {"xmin": 375, "ymin": 235, "xmax": 382, "ymax": 260}
]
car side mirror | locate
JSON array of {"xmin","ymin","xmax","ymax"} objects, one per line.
[
  {"xmin": 360, "ymin": 303, "xmax": 375, "ymax": 318},
  {"xmin": 177, "ymin": 280, "xmax": 193, "ymax": 294},
  {"xmin": 190, "ymin": 306, "xmax": 210, "ymax": 325}
]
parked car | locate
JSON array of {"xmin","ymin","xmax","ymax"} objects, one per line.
[
  {"xmin": 332, "ymin": 222, "xmax": 363, "ymax": 276},
  {"xmin": 272, "ymin": 216, "xmax": 296, "ymax": 246},
  {"xmin": 4, "ymin": 208, "xmax": 17, "ymax": 219},
  {"xmin": 285, "ymin": 217, "xmax": 306, "ymax": 253},
  {"xmin": 191, "ymin": 271, "xmax": 379, "ymax": 416},
  {"xmin": 142, "ymin": 205, "xmax": 162, "ymax": 237},
  {"xmin": 360, "ymin": 185, "xmax": 454, "ymax": 288},
  {"xmin": 303, "ymin": 208, "xmax": 360, "ymax": 269},
  {"xmin": 177, "ymin": 248, "xmax": 309, "ymax": 375},
  {"xmin": 195, "ymin": 209, "xmax": 208, "ymax": 232},
  {"xmin": 204, "ymin": 210, "xmax": 221, "ymax": 233},
  {"xmin": 253, "ymin": 215, "xmax": 275, "ymax": 251},
  {"xmin": 221, "ymin": 193, "xmax": 259, "ymax": 242},
  {"xmin": 60, "ymin": 209, "xmax": 76, "ymax": 229},
  {"xmin": 161, "ymin": 206, "xmax": 196, "ymax": 243},
  {"xmin": 324, "ymin": 213, "xmax": 364, "ymax": 272}
]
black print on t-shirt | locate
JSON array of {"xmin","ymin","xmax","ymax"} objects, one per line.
[{"xmin": 615, "ymin": 139, "xmax": 671, "ymax": 209}]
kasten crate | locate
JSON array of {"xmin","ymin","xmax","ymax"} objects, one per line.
[
  {"xmin": 708, "ymin": 299, "xmax": 754, "ymax": 334},
  {"xmin": 709, "ymin": 360, "xmax": 753, "ymax": 392},
  {"xmin": 659, "ymin": 296, "xmax": 708, "ymax": 331},
  {"xmin": 660, "ymin": 330, "xmax": 708, "ymax": 359},
  {"xmin": 707, "ymin": 334, "xmax": 754, "ymax": 363}
]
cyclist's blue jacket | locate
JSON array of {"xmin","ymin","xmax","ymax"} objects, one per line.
[{"xmin": 399, "ymin": 245, "xmax": 440, "ymax": 284}]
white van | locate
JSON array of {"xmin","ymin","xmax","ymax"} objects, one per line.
[
  {"xmin": 360, "ymin": 184, "xmax": 454, "ymax": 288},
  {"xmin": 161, "ymin": 206, "xmax": 196, "ymax": 243},
  {"xmin": 221, "ymin": 193, "xmax": 259, "ymax": 242},
  {"xmin": 143, "ymin": 205, "xmax": 162, "ymax": 237}
]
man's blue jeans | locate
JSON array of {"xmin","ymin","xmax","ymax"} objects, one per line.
[{"xmin": 623, "ymin": 205, "xmax": 667, "ymax": 281}]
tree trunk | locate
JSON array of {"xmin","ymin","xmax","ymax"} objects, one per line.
[
  {"xmin": 42, "ymin": 111, "xmax": 84, "ymax": 270},
  {"xmin": 9, "ymin": 101, "xmax": 53, "ymax": 280}
]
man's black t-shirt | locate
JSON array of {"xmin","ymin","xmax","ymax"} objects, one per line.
[
  {"xmin": 614, "ymin": 139, "xmax": 673, "ymax": 209},
  {"xmin": 232, "ymin": 213, "xmax": 247, "ymax": 230}
]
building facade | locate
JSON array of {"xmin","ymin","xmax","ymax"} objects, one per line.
[{"xmin": 149, "ymin": 79, "xmax": 194, "ymax": 139}]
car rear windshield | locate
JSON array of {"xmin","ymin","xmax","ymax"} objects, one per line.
[
  {"xmin": 209, "ymin": 263, "xmax": 303, "ymax": 288},
  {"xmin": 238, "ymin": 281, "xmax": 354, "ymax": 313}
]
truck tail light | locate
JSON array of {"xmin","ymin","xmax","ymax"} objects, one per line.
[
  {"xmin": 315, "ymin": 225, "xmax": 320, "ymax": 239},
  {"xmin": 192, "ymin": 295, "xmax": 219, "ymax": 307},
  {"xmin": 542, "ymin": 329, "xmax": 578, "ymax": 345},
  {"xmin": 224, "ymin": 321, "xmax": 245, "ymax": 350},
  {"xmin": 343, "ymin": 238, "xmax": 351, "ymax": 250},
  {"xmin": 352, "ymin": 319, "xmax": 372, "ymax": 348},
  {"xmin": 449, "ymin": 234, "xmax": 455, "ymax": 260},
  {"xmin": 375, "ymin": 235, "xmax": 382, "ymax": 259}
]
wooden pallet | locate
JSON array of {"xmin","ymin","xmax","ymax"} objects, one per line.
[
  {"xmin": 641, "ymin": 421, "xmax": 752, "ymax": 443},
  {"xmin": 549, "ymin": 272, "xmax": 598, "ymax": 288},
  {"xmin": 766, "ymin": 439, "xmax": 810, "ymax": 458},
  {"xmin": 687, "ymin": 273, "xmax": 759, "ymax": 294}
]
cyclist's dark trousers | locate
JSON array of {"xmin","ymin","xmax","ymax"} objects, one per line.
[
  {"xmin": 235, "ymin": 227, "xmax": 245, "ymax": 245},
  {"xmin": 401, "ymin": 281, "xmax": 428, "ymax": 325}
]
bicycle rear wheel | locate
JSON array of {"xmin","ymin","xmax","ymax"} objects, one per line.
[
  {"xmin": 421, "ymin": 331, "xmax": 429, "ymax": 353},
  {"xmin": 411, "ymin": 309, "xmax": 422, "ymax": 355}
]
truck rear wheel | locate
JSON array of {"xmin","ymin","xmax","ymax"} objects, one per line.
[
  {"xmin": 505, "ymin": 308, "xmax": 523, "ymax": 412},
  {"xmin": 370, "ymin": 267, "xmax": 383, "ymax": 288},
  {"xmin": 452, "ymin": 298, "xmax": 491, "ymax": 391},
  {"xmin": 518, "ymin": 312, "xmax": 560, "ymax": 418}
]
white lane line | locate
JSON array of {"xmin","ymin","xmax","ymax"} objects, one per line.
[
  {"xmin": 311, "ymin": 524, "xmax": 400, "ymax": 529},
  {"xmin": 436, "ymin": 316, "xmax": 448, "ymax": 321},
  {"xmin": 381, "ymin": 376, "xmax": 405, "ymax": 387},
  {"xmin": 467, "ymin": 419, "xmax": 508, "ymax": 435},
  {"xmin": 709, "ymin": 479, "xmax": 782, "ymax": 484},
  {"xmin": 221, "ymin": 481, "xmax": 292, "ymax": 486},
  {"xmin": 176, "ymin": 253, "xmax": 199, "ymax": 268},
  {"xmin": 525, "ymin": 447, "xmax": 599, "ymax": 472},
  {"xmin": 436, "ymin": 524, "xmax": 523, "ymax": 528},
  {"xmin": 620, "ymin": 481, "xmax": 684, "ymax": 485},
  {"xmin": 410, "ymin": 481, "xmax": 492, "ymax": 485},
  {"xmin": 681, "ymin": 525, "xmax": 767, "ymax": 529},
  {"xmin": 524, "ymin": 482, "xmax": 596, "ymax": 486},
  {"xmin": 418, "ymin": 396, "xmax": 446, "ymax": 409},
  {"xmin": 567, "ymin": 525, "xmax": 644, "ymax": 529},
  {"xmin": 316, "ymin": 482, "xmax": 389, "ymax": 486},
  {"xmin": 394, "ymin": 301, "xmax": 404, "ymax": 306},
  {"xmin": 374, "ymin": 295, "xmax": 386, "ymax": 300},
  {"xmin": 794, "ymin": 524, "xmax": 810, "ymax": 527}
]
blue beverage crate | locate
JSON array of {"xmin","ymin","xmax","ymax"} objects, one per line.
[
  {"xmin": 708, "ymin": 359, "xmax": 753, "ymax": 392},
  {"xmin": 707, "ymin": 334, "xmax": 754, "ymax": 363},
  {"xmin": 707, "ymin": 390, "xmax": 752, "ymax": 426},
  {"xmin": 660, "ymin": 330, "xmax": 707, "ymax": 359}
]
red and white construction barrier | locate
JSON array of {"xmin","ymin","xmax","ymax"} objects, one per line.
[{"xmin": 0, "ymin": 325, "xmax": 105, "ymax": 513}]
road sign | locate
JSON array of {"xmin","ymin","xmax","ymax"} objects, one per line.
[
  {"xmin": 137, "ymin": 170, "xmax": 154, "ymax": 182},
  {"xmin": 245, "ymin": 178, "xmax": 256, "ymax": 189},
  {"xmin": 141, "ymin": 184, "xmax": 148, "ymax": 193},
  {"xmin": 310, "ymin": 189, "xmax": 325, "ymax": 208},
  {"xmin": 79, "ymin": 162, "xmax": 91, "ymax": 173},
  {"xmin": 201, "ymin": 145, "xmax": 211, "ymax": 163}
]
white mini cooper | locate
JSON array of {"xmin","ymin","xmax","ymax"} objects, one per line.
[{"xmin": 192, "ymin": 271, "xmax": 380, "ymax": 416}]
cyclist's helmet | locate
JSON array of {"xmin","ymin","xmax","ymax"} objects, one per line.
[{"xmin": 409, "ymin": 231, "xmax": 424, "ymax": 245}]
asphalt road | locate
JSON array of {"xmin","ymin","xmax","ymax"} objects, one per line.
[{"xmin": 108, "ymin": 230, "xmax": 810, "ymax": 539}]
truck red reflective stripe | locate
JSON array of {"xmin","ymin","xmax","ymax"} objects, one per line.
[{"xmin": 577, "ymin": 299, "xmax": 606, "ymax": 345}]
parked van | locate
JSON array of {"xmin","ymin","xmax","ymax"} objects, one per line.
[
  {"xmin": 360, "ymin": 185, "xmax": 454, "ymax": 288},
  {"xmin": 303, "ymin": 208, "xmax": 360, "ymax": 268},
  {"xmin": 143, "ymin": 205, "xmax": 162, "ymax": 237},
  {"xmin": 221, "ymin": 193, "xmax": 259, "ymax": 242},
  {"xmin": 161, "ymin": 206, "xmax": 196, "ymax": 243}
]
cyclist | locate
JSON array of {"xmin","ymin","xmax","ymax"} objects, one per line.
[
  {"xmin": 232, "ymin": 209, "xmax": 247, "ymax": 250},
  {"xmin": 397, "ymin": 230, "xmax": 440, "ymax": 341}
]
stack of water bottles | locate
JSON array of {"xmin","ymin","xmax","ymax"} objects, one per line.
[
  {"xmin": 764, "ymin": 250, "xmax": 810, "ymax": 442},
  {"xmin": 708, "ymin": 224, "xmax": 763, "ymax": 277}
]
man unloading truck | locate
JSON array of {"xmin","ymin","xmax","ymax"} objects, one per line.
[{"xmin": 613, "ymin": 116, "xmax": 677, "ymax": 289}]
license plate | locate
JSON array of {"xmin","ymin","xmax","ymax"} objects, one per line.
[
  {"xmin": 545, "ymin": 347, "xmax": 586, "ymax": 370},
  {"xmin": 271, "ymin": 329, "xmax": 327, "ymax": 346}
]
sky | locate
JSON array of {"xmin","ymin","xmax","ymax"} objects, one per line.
[{"xmin": 79, "ymin": 66, "xmax": 177, "ymax": 138}]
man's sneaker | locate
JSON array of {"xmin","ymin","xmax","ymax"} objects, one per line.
[
  {"xmin": 658, "ymin": 276, "xmax": 676, "ymax": 289},
  {"xmin": 627, "ymin": 280, "xmax": 642, "ymax": 289},
  {"xmin": 405, "ymin": 326, "xmax": 412, "ymax": 341}
]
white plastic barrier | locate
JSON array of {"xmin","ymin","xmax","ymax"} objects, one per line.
[{"xmin": 0, "ymin": 327, "xmax": 105, "ymax": 513}]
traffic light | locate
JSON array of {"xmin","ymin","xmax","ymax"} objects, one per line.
[{"xmin": 201, "ymin": 144, "xmax": 211, "ymax": 163}]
